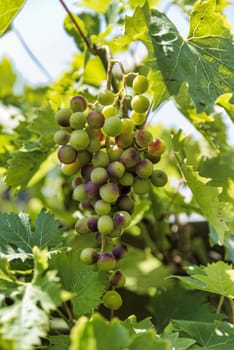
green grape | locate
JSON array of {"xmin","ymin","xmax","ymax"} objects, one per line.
[
  {"xmin": 87, "ymin": 138, "xmax": 101, "ymax": 153},
  {"xmin": 132, "ymin": 75, "xmax": 149, "ymax": 94},
  {"xmin": 61, "ymin": 159, "xmax": 80, "ymax": 176},
  {"xmin": 116, "ymin": 195, "xmax": 134, "ymax": 213},
  {"xmin": 80, "ymin": 248, "xmax": 99, "ymax": 265},
  {"xmin": 132, "ymin": 177, "xmax": 150, "ymax": 195},
  {"xmin": 57, "ymin": 145, "xmax": 77, "ymax": 164},
  {"xmin": 70, "ymin": 95, "xmax": 87, "ymax": 112},
  {"xmin": 98, "ymin": 253, "xmax": 116, "ymax": 271},
  {"xmin": 135, "ymin": 129, "xmax": 153, "ymax": 149},
  {"xmin": 94, "ymin": 199, "xmax": 111, "ymax": 215},
  {"xmin": 54, "ymin": 130, "xmax": 70, "ymax": 145},
  {"xmin": 77, "ymin": 150, "xmax": 92, "ymax": 167},
  {"xmin": 73, "ymin": 184, "xmax": 86, "ymax": 202},
  {"xmin": 120, "ymin": 118, "xmax": 134, "ymax": 134},
  {"xmin": 102, "ymin": 105, "xmax": 118, "ymax": 118},
  {"xmin": 107, "ymin": 145, "xmax": 123, "ymax": 161},
  {"xmin": 102, "ymin": 290, "xmax": 122, "ymax": 310},
  {"xmin": 103, "ymin": 116, "xmax": 122, "ymax": 137},
  {"xmin": 135, "ymin": 159, "xmax": 153, "ymax": 178},
  {"xmin": 107, "ymin": 161, "xmax": 125, "ymax": 178},
  {"xmin": 90, "ymin": 167, "xmax": 108, "ymax": 185},
  {"xmin": 97, "ymin": 215, "xmax": 114, "ymax": 234},
  {"xmin": 118, "ymin": 172, "xmax": 134, "ymax": 186},
  {"xmin": 70, "ymin": 112, "xmax": 86, "ymax": 129},
  {"xmin": 147, "ymin": 138, "xmax": 166, "ymax": 157},
  {"xmin": 55, "ymin": 108, "xmax": 72, "ymax": 127},
  {"xmin": 131, "ymin": 95, "xmax": 150, "ymax": 113},
  {"xmin": 99, "ymin": 183, "xmax": 119, "ymax": 203},
  {"xmin": 113, "ymin": 210, "xmax": 131, "ymax": 228},
  {"xmin": 120, "ymin": 147, "xmax": 140, "ymax": 168},
  {"xmin": 115, "ymin": 132, "xmax": 134, "ymax": 149},
  {"xmin": 70, "ymin": 130, "xmax": 90, "ymax": 151},
  {"xmin": 130, "ymin": 111, "xmax": 147, "ymax": 125},
  {"xmin": 75, "ymin": 217, "xmax": 90, "ymax": 235},
  {"xmin": 92, "ymin": 150, "xmax": 110, "ymax": 167},
  {"xmin": 98, "ymin": 90, "xmax": 115, "ymax": 106},
  {"xmin": 87, "ymin": 110, "xmax": 105, "ymax": 128},
  {"xmin": 151, "ymin": 169, "xmax": 168, "ymax": 187}
]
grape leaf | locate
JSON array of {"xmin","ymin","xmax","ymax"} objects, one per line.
[
  {"xmin": 161, "ymin": 331, "xmax": 196, "ymax": 350},
  {"xmin": 80, "ymin": 0, "xmax": 111, "ymax": 13},
  {"xmin": 0, "ymin": 0, "xmax": 26, "ymax": 36},
  {"xmin": 176, "ymin": 261, "xmax": 234, "ymax": 298},
  {"xmin": 0, "ymin": 57, "xmax": 16, "ymax": 97},
  {"xmin": 49, "ymin": 249, "xmax": 109, "ymax": 317},
  {"xmin": 48, "ymin": 335, "xmax": 70, "ymax": 350},
  {"xmin": 128, "ymin": 332, "xmax": 171, "ymax": 350},
  {"xmin": 172, "ymin": 320, "xmax": 234, "ymax": 350},
  {"xmin": 0, "ymin": 248, "xmax": 71, "ymax": 350},
  {"xmin": 122, "ymin": 315, "xmax": 155, "ymax": 336}
]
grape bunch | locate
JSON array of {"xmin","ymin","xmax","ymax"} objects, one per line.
[{"xmin": 54, "ymin": 74, "xmax": 168, "ymax": 311}]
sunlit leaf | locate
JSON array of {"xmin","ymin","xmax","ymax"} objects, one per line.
[{"xmin": 0, "ymin": 0, "xmax": 26, "ymax": 36}]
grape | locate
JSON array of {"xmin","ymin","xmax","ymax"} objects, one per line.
[
  {"xmin": 135, "ymin": 159, "xmax": 153, "ymax": 178},
  {"xmin": 130, "ymin": 111, "xmax": 146, "ymax": 125},
  {"xmin": 135, "ymin": 129, "xmax": 153, "ymax": 148},
  {"xmin": 107, "ymin": 145, "xmax": 123, "ymax": 161},
  {"xmin": 151, "ymin": 169, "xmax": 168, "ymax": 187},
  {"xmin": 80, "ymin": 199, "xmax": 94, "ymax": 211},
  {"xmin": 131, "ymin": 95, "xmax": 150, "ymax": 113},
  {"xmin": 81, "ymin": 164, "xmax": 93, "ymax": 182},
  {"xmin": 61, "ymin": 159, "xmax": 80, "ymax": 176},
  {"xmin": 110, "ymin": 270, "xmax": 126, "ymax": 288},
  {"xmin": 115, "ymin": 132, "xmax": 134, "ymax": 149},
  {"xmin": 87, "ymin": 138, "xmax": 101, "ymax": 153},
  {"xmin": 69, "ymin": 112, "xmax": 86, "ymax": 129},
  {"xmin": 92, "ymin": 150, "xmax": 110, "ymax": 167},
  {"xmin": 132, "ymin": 75, "xmax": 149, "ymax": 94},
  {"xmin": 87, "ymin": 110, "xmax": 105, "ymax": 128},
  {"xmin": 97, "ymin": 252, "xmax": 116, "ymax": 271},
  {"xmin": 73, "ymin": 184, "xmax": 86, "ymax": 201},
  {"xmin": 118, "ymin": 172, "xmax": 134, "ymax": 187},
  {"xmin": 120, "ymin": 147, "xmax": 140, "ymax": 168},
  {"xmin": 102, "ymin": 290, "xmax": 122, "ymax": 310},
  {"xmin": 72, "ymin": 176, "xmax": 83, "ymax": 188},
  {"xmin": 103, "ymin": 116, "xmax": 122, "ymax": 137},
  {"xmin": 94, "ymin": 199, "xmax": 111, "ymax": 215},
  {"xmin": 97, "ymin": 215, "xmax": 114, "ymax": 235},
  {"xmin": 86, "ymin": 126, "xmax": 104, "ymax": 141},
  {"xmin": 87, "ymin": 216, "xmax": 98, "ymax": 232},
  {"xmin": 70, "ymin": 130, "xmax": 90, "ymax": 151},
  {"xmin": 55, "ymin": 108, "xmax": 72, "ymax": 127},
  {"xmin": 75, "ymin": 217, "xmax": 90, "ymax": 235},
  {"xmin": 77, "ymin": 150, "xmax": 92, "ymax": 167},
  {"xmin": 147, "ymin": 138, "xmax": 166, "ymax": 157},
  {"xmin": 99, "ymin": 183, "xmax": 119, "ymax": 203},
  {"xmin": 90, "ymin": 167, "xmax": 108, "ymax": 185},
  {"xmin": 112, "ymin": 243, "xmax": 128, "ymax": 260},
  {"xmin": 85, "ymin": 181, "xmax": 100, "ymax": 200},
  {"xmin": 116, "ymin": 195, "xmax": 134, "ymax": 213},
  {"xmin": 113, "ymin": 211, "xmax": 131, "ymax": 228},
  {"xmin": 132, "ymin": 177, "xmax": 150, "ymax": 195},
  {"xmin": 57, "ymin": 145, "xmax": 77, "ymax": 164},
  {"xmin": 98, "ymin": 90, "xmax": 115, "ymax": 105},
  {"xmin": 120, "ymin": 118, "xmax": 134, "ymax": 134},
  {"xmin": 80, "ymin": 248, "xmax": 99, "ymax": 265},
  {"xmin": 107, "ymin": 161, "xmax": 125, "ymax": 178},
  {"xmin": 70, "ymin": 95, "xmax": 87, "ymax": 112},
  {"xmin": 102, "ymin": 105, "xmax": 117, "ymax": 118},
  {"xmin": 54, "ymin": 130, "xmax": 70, "ymax": 145}
]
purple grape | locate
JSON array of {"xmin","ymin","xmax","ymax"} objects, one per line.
[
  {"xmin": 120, "ymin": 147, "xmax": 140, "ymax": 168},
  {"xmin": 112, "ymin": 244, "xmax": 128, "ymax": 260},
  {"xmin": 85, "ymin": 181, "xmax": 100, "ymax": 200}
]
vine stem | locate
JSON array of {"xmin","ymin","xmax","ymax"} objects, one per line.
[
  {"xmin": 55, "ymin": 307, "xmax": 73, "ymax": 329},
  {"xmin": 216, "ymin": 295, "xmax": 224, "ymax": 314},
  {"xmin": 228, "ymin": 297, "xmax": 234, "ymax": 324}
]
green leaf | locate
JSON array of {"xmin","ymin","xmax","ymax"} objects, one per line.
[
  {"xmin": 122, "ymin": 315, "xmax": 155, "ymax": 336},
  {"xmin": 0, "ymin": 257, "xmax": 20, "ymax": 297},
  {"xmin": 161, "ymin": 330, "xmax": 196, "ymax": 350},
  {"xmin": 0, "ymin": 0, "xmax": 26, "ymax": 36},
  {"xmin": 176, "ymin": 261, "xmax": 234, "ymax": 298},
  {"xmin": 49, "ymin": 250, "xmax": 109, "ymax": 317},
  {"xmin": 80, "ymin": 0, "xmax": 111, "ymax": 13},
  {"xmin": 48, "ymin": 335, "xmax": 70, "ymax": 350},
  {"xmin": 128, "ymin": 332, "xmax": 171, "ymax": 350},
  {"xmin": 173, "ymin": 320, "xmax": 234, "ymax": 349},
  {"xmin": 216, "ymin": 93, "xmax": 234, "ymax": 122},
  {"xmin": 0, "ymin": 57, "xmax": 16, "ymax": 97}
]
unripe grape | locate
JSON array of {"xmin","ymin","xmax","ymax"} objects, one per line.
[
  {"xmin": 115, "ymin": 132, "xmax": 134, "ymax": 149},
  {"xmin": 87, "ymin": 216, "xmax": 98, "ymax": 232},
  {"xmin": 103, "ymin": 116, "xmax": 122, "ymax": 137},
  {"xmin": 120, "ymin": 118, "xmax": 134, "ymax": 134},
  {"xmin": 99, "ymin": 183, "xmax": 119, "ymax": 203},
  {"xmin": 70, "ymin": 130, "xmax": 90, "ymax": 151},
  {"xmin": 98, "ymin": 90, "xmax": 115, "ymax": 106},
  {"xmin": 70, "ymin": 112, "xmax": 86, "ymax": 129},
  {"xmin": 61, "ymin": 159, "xmax": 80, "ymax": 176},
  {"xmin": 72, "ymin": 176, "xmax": 83, "ymax": 188},
  {"xmin": 70, "ymin": 95, "xmax": 87, "ymax": 112},
  {"xmin": 57, "ymin": 145, "xmax": 77, "ymax": 164},
  {"xmin": 147, "ymin": 138, "xmax": 166, "ymax": 157},
  {"xmin": 92, "ymin": 150, "xmax": 110, "ymax": 167},
  {"xmin": 102, "ymin": 105, "xmax": 117, "ymax": 118},
  {"xmin": 135, "ymin": 159, "xmax": 153, "ymax": 178},
  {"xmin": 55, "ymin": 108, "xmax": 72, "ymax": 127},
  {"xmin": 133, "ymin": 177, "xmax": 150, "ymax": 195},
  {"xmin": 107, "ymin": 161, "xmax": 125, "ymax": 178},
  {"xmin": 80, "ymin": 199, "xmax": 94, "ymax": 211},
  {"xmin": 110, "ymin": 270, "xmax": 126, "ymax": 288},
  {"xmin": 54, "ymin": 130, "xmax": 70, "ymax": 145},
  {"xmin": 90, "ymin": 167, "xmax": 108, "ymax": 185},
  {"xmin": 81, "ymin": 164, "xmax": 93, "ymax": 182},
  {"xmin": 75, "ymin": 217, "xmax": 90, "ymax": 235},
  {"xmin": 113, "ymin": 211, "xmax": 131, "ymax": 228},
  {"xmin": 97, "ymin": 215, "xmax": 114, "ymax": 235},
  {"xmin": 107, "ymin": 145, "xmax": 123, "ymax": 161},
  {"xmin": 77, "ymin": 150, "xmax": 92, "ymax": 167},
  {"xmin": 120, "ymin": 147, "xmax": 140, "ymax": 168},
  {"xmin": 85, "ymin": 181, "xmax": 100, "ymax": 200},
  {"xmin": 135, "ymin": 129, "xmax": 153, "ymax": 149},
  {"xmin": 112, "ymin": 243, "xmax": 128, "ymax": 260},
  {"xmin": 118, "ymin": 172, "xmax": 134, "ymax": 187},
  {"xmin": 98, "ymin": 252, "xmax": 116, "ymax": 271},
  {"xmin": 87, "ymin": 138, "xmax": 101, "ymax": 153},
  {"xmin": 116, "ymin": 195, "xmax": 134, "ymax": 213},
  {"xmin": 87, "ymin": 110, "xmax": 105, "ymax": 128},
  {"xmin": 132, "ymin": 75, "xmax": 149, "ymax": 94},
  {"xmin": 131, "ymin": 95, "xmax": 150, "ymax": 113},
  {"xmin": 130, "ymin": 111, "xmax": 146, "ymax": 125},
  {"xmin": 103, "ymin": 290, "xmax": 122, "ymax": 310},
  {"xmin": 73, "ymin": 184, "xmax": 86, "ymax": 201},
  {"xmin": 80, "ymin": 248, "xmax": 99, "ymax": 265},
  {"xmin": 94, "ymin": 199, "xmax": 111, "ymax": 215},
  {"xmin": 86, "ymin": 126, "xmax": 104, "ymax": 141},
  {"xmin": 151, "ymin": 169, "xmax": 168, "ymax": 187}
]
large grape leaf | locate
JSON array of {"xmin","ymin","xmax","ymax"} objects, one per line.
[
  {"xmin": 0, "ymin": 0, "xmax": 26, "ymax": 36},
  {"xmin": 49, "ymin": 249, "xmax": 109, "ymax": 317},
  {"xmin": 176, "ymin": 261, "xmax": 234, "ymax": 298},
  {"xmin": 172, "ymin": 320, "xmax": 234, "ymax": 350}
]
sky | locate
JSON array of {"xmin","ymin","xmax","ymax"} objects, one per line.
[{"xmin": 0, "ymin": 0, "xmax": 234, "ymax": 137}]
